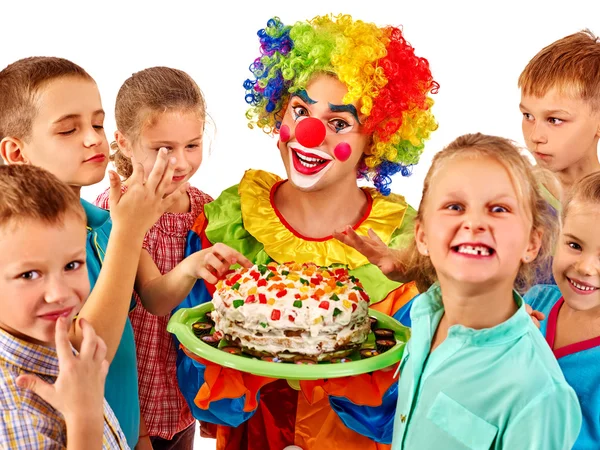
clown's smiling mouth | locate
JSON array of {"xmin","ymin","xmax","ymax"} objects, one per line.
[{"xmin": 291, "ymin": 148, "xmax": 331, "ymax": 175}]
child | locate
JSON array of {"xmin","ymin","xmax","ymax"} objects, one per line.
[
  {"xmin": 517, "ymin": 31, "xmax": 600, "ymax": 285},
  {"xmin": 334, "ymin": 133, "xmax": 582, "ymax": 448},
  {"xmin": 0, "ymin": 56, "xmax": 188, "ymax": 448},
  {"xmin": 95, "ymin": 66, "xmax": 252, "ymax": 448},
  {"xmin": 525, "ymin": 171, "xmax": 600, "ymax": 449},
  {"xmin": 519, "ymin": 29, "xmax": 600, "ymax": 205},
  {"xmin": 0, "ymin": 164, "xmax": 128, "ymax": 449},
  {"xmin": 177, "ymin": 14, "xmax": 438, "ymax": 450}
]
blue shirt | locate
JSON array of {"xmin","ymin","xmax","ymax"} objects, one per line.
[
  {"xmin": 526, "ymin": 284, "xmax": 600, "ymax": 450},
  {"xmin": 393, "ymin": 283, "xmax": 581, "ymax": 449},
  {"xmin": 82, "ymin": 200, "xmax": 140, "ymax": 448}
]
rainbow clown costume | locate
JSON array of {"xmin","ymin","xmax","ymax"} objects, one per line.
[{"xmin": 175, "ymin": 14, "xmax": 438, "ymax": 450}]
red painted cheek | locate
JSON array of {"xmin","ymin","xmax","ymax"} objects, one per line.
[
  {"xmin": 279, "ymin": 125, "xmax": 291, "ymax": 143},
  {"xmin": 334, "ymin": 142, "xmax": 352, "ymax": 162}
]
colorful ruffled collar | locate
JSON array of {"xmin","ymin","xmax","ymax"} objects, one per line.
[{"xmin": 239, "ymin": 170, "xmax": 409, "ymax": 269}]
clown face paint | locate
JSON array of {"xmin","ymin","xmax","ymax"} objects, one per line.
[
  {"xmin": 280, "ymin": 124, "xmax": 291, "ymax": 143},
  {"xmin": 287, "ymin": 144, "xmax": 334, "ymax": 189},
  {"xmin": 278, "ymin": 74, "xmax": 369, "ymax": 192},
  {"xmin": 334, "ymin": 142, "xmax": 352, "ymax": 162}
]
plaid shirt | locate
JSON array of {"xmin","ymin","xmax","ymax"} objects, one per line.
[
  {"xmin": 96, "ymin": 187, "xmax": 213, "ymax": 439},
  {"xmin": 0, "ymin": 328, "xmax": 129, "ymax": 449}
]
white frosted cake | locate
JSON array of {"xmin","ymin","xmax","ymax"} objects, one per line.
[{"xmin": 211, "ymin": 262, "xmax": 371, "ymax": 361}]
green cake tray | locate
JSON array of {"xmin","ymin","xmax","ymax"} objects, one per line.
[{"xmin": 168, "ymin": 302, "xmax": 410, "ymax": 380}]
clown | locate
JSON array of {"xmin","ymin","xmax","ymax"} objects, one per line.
[{"xmin": 176, "ymin": 14, "xmax": 438, "ymax": 450}]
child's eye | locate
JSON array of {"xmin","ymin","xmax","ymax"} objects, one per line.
[
  {"xmin": 93, "ymin": 125, "xmax": 104, "ymax": 130},
  {"xmin": 65, "ymin": 261, "xmax": 84, "ymax": 271},
  {"xmin": 445, "ymin": 204, "xmax": 463, "ymax": 211},
  {"xmin": 522, "ymin": 112, "xmax": 533, "ymax": 121},
  {"xmin": 155, "ymin": 147, "xmax": 173, "ymax": 153},
  {"xmin": 490, "ymin": 205, "xmax": 509, "ymax": 213},
  {"xmin": 292, "ymin": 106, "xmax": 309, "ymax": 120},
  {"xmin": 548, "ymin": 117, "xmax": 564, "ymax": 125},
  {"xmin": 329, "ymin": 118, "xmax": 350, "ymax": 133},
  {"xmin": 19, "ymin": 271, "xmax": 40, "ymax": 280},
  {"xmin": 567, "ymin": 241, "xmax": 582, "ymax": 251},
  {"xmin": 58, "ymin": 129, "xmax": 76, "ymax": 136},
  {"xmin": 186, "ymin": 144, "xmax": 200, "ymax": 150}
]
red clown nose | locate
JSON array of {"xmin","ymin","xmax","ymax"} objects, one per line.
[{"xmin": 295, "ymin": 117, "xmax": 326, "ymax": 148}]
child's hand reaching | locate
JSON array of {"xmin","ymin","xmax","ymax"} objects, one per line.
[
  {"xmin": 16, "ymin": 317, "xmax": 107, "ymax": 448},
  {"xmin": 333, "ymin": 226, "xmax": 406, "ymax": 281},
  {"xmin": 188, "ymin": 243, "xmax": 253, "ymax": 284},
  {"xmin": 108, "ymin": 147, "xmax": 187, "ymax": 238},
  {"xmin": 136, "ymin": 243, "xmax": 253, "ymax": 316},
  {"xmin": 525, "ymin": 304, "xmax": 546, "ymax": 329}
]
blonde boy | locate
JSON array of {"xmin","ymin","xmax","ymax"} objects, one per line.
[
  {"xmin": 519, "ymin": 30, "xmax": 600, "ymax": 204},
  {"xmin": 0, "ymin": 164, "xmax": 128, "ymax": 449}
]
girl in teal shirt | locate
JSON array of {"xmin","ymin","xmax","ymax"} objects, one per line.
[{"xmin": 335, "ymin": 133, "xmax": 581, "ymax": 449}]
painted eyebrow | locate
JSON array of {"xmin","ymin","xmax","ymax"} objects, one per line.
[
  {"xmin": 292, "ymin": 90, "xmax": 316, "ymax": 105},
  {"xmin": 329, "ymin": 103, "xmax": 361, "ymax": 125}
]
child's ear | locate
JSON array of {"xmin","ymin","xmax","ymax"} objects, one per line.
[
  {"xmin": 114, "ymin": 131, "xmax": 133, "ymax": 158},
  {"xmin": 415, "ymin": 220, "xmax": 429, "ymax": 256},
  {"xmin": 0, "ymin": 137, "xmax": 29, "ymax": 164},
  {"xmin": 523, "ymin": 228, "xmax": 543, "ymax": 264}
]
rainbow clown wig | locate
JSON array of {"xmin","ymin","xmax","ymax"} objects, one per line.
[{"xmin": 243, "ymin": 14, "xmax": 439, "ymax": 195}]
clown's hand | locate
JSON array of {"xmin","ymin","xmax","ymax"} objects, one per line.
[{"xmin": 333, "ymin": 226, "xmax": 406, "ymax": 281}]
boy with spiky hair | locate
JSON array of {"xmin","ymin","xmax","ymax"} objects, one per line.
[{"xmin": 519, "ymin": 29, "xmax": 600, "ymax": 206}]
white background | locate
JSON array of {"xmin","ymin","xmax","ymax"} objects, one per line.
[{"xmin": 3, "ymin": 1, "xmax": 598, "ymax": 448}]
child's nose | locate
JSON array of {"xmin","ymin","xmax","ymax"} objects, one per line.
[
  {"xmin": 529, "ymin": 123, "xmax": 547, "ymax": 145},
  {"xmin": 463, "ymin": 212, "xmax": 487, "ymax": 232},
  {"xmin": 83, "ymin": 125, "xmax": 104, "ymax": 147},
  {"xmin": 576, "ymin": 254, "xmax": 600, "ymax": 276},
  {"xmin": 45, "ymin": 276, "xmax": 71, "ymax": 304}
]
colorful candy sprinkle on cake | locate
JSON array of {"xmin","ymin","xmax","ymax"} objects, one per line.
[{"xmin": 211, "ymin": 262, "xmax": 371, "ymax": 361}]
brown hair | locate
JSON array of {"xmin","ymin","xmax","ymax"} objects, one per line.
[
  {"xmin": 407, "ymin": 133, "xmax": 557, "ymax": 293},
  {"xmin": 0, "ymin": 164, "xmax": 85, "ymax": 229},
  {"xmin": 518, "ymin": 29, "xmax": 600, "ymax": 110},
  {"xmin": 111, "ymin": 67, "xmax": 207, "ymax": 178},
  {"xmin": 0, "ymin": 57, "xmax": 93, "ymax": 141},
  {"xmin": 562, "ymin": 171, "xmax": 600, "ymax": 221}
]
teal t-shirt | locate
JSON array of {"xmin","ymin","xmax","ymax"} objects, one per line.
[
  {"xmin": 392, "ymin": 283, "xmax": 581, "ymax": 450},
  {"xmin": 81, "ymin": 200, "xmax": 139, "ymax": 448}
]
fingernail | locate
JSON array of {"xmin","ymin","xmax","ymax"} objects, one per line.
[
  {"xmin": 170, "ymin": 157, "xmax": 177, "ymax": 164},
  {"xmin": 160, "ymin": 147, "xmax": 168, "ymax": 154}
]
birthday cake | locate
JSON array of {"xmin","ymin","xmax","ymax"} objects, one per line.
[{"xmin": 210, "ymin": 262, "xmax": 371, "ymax": 361}]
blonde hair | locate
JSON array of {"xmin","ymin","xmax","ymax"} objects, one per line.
[
  {"xmin": 111, "ymin": 67, "xmax": 206, "ymax": 178},
  {"xmin": 518, "ymin": 29, "xmax": 600, "ymax": 110},
  {"xmin": 562, "ymin": 171, "xmax": 600, "ymax": 221},
  {"xmin": 407, "ymin": 133, "xmax": 557, "ymax": 293},
  {"xmin": 0, "ymin": 57, "xmax": 92, "ymax": 141}
]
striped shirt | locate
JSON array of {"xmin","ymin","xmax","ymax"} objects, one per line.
[{"xmin": 0, "ymin": 328, "xmax": 129, "ymax": 449}]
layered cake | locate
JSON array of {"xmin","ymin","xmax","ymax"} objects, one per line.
[{"xmin": 211, "ymin": 262, "xmax": 371, "ymax": 361}]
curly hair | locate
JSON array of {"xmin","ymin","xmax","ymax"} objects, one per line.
[{"xmin": 243, "ymin": 14, "xmax": 439, "ymax": 194}]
